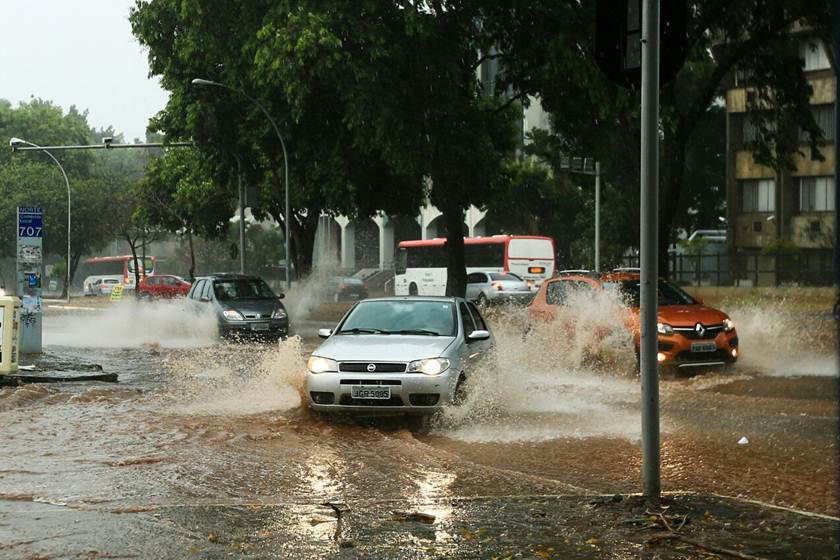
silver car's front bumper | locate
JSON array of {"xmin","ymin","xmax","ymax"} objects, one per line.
[{"xmin": 307, "ymin": 370, "xmax": 458, "ymax": 415}]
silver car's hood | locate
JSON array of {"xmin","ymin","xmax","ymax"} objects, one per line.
[{"xmin": 315, "ymin": 334, "xmax": 456, "ymax": 362}]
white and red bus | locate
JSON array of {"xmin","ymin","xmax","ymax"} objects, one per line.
[
  {"xmin": 80, "ymin": 255, "xmax": 156, "ymax": 289},
  {"xmin": 394, "ymin": 235, "xmax": 555, "ymax": 296}
]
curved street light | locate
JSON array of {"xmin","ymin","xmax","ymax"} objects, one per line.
[
  {"xmin": 9, "ymin": 137, "xmax": 72, "ymax": 303},
  {"xmin": 191, "ymin": 78, "xmax": 291, "ymax": 291}
]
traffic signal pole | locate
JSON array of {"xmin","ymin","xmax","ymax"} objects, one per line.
[{"xmin": 640, "ymin": 0, "xmax": 661, "ymax": 498}]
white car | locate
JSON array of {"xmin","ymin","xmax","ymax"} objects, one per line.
[
  {"xmin": 307, "ymin": 297, "xmax": 494, "ymax": 415},
  {"xmin": 98, "ymin": 277, "xmax": 122, "ymax": 295},
  {"xmin": 465, "ymin": 271, "xmax": 533, "ymax": 305}
]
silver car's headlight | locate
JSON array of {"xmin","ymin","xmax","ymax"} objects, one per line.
[
  {"xmin": 408, "ymin": 358, "xmax": 451, "ymax": 376},
  {"xmin": 307, "ymin": 356, "xmax": 338, "ymax": 374},
  {"xmin": 657, "ymin": 322, "xmax": 674, "ymax": 335},
  {"xmin": 723, "ymin": 318, "xmax": 735, "ymax": 332},
  {"xmin": 223, "ymin": 309, "xmax": 245, "ymax": 321},
  {"xmin": 272, "ymin": 307, "xmax": 287, "ymax": 319}
]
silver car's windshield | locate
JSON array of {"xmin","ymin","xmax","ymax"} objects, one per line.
[{"xmin": 338, "ymin": 300, "xmax": 456, "ymax": 336}]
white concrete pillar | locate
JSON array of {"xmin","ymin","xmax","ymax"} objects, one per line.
[
  {"xmin": 465, "ymin": 205, "xmax": 487, "ymax": 238},
  {"xmin": 420, "ymin": 204, "xmax": 442, "ymax": 240},
  {"xmin": 335, "ymin": 216, "xmax": 354, "ymax": 270}
]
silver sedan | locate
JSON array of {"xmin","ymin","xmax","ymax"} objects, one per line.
[
  {"xmin": 307, "ymin": 297, "xmax": 494, "ymax": 415},
  {"xmin": 465, "ymin": 271, "xmax": 534, "ymax": 305}
]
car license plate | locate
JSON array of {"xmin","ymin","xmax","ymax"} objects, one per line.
[
  {"xmin": 691, "ymin": 342, "xmax": 717, "ymax": 353},
  {"xmin": 251, "ymin": 322, "xmax": 270, "ymax": 331},
  {"xmin": 351, "ymin": 385, "xmax": 391, "ymax": 399}
]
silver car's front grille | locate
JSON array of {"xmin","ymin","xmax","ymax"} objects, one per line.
[{"xmin": 338, "ymin": 362, "xmax": 407, "ymax": 373}]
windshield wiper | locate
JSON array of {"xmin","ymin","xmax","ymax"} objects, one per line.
[
  {"xmin": 337, "ymin": 327, "xmax": 390, "ymax": 334},
  {"xmin": 394, "ymin": 329, "xmax": 439, "ymax": 336}
]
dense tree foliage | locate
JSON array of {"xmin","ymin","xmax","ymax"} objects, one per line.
[
  {"xmin": 137, "ymin": 148, "xmax": 234, "ymax": 279},
  {"xmin": 130, "ymin": 0, "xmax": 428, "ymax": 279}
]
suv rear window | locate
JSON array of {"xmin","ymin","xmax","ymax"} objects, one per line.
[{"xmin": 213, "ymin": 278, "xmax": 276, "ymax": 301}]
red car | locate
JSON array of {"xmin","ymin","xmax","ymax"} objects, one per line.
[{"xmin": 138, "ymin": 275, "xmax": 192, "ymax": 299}]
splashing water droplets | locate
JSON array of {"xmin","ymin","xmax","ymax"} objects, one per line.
[{"xmin": 436, "ymin": 287, "xmax": 642, "ymax": 443}]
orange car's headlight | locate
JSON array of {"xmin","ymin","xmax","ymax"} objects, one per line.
[
  {"xmin": 723, "ymin": 318, "xmax": 735, "ymax": 332},
  {"xmin": 657, "ymin": 322, "xmax": 674, "ymax": 335}
]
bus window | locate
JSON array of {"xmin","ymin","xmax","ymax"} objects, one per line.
[
  {"xmin": 464, "ymin": 243, "xmax": 505, "ymax": 268},
  {"xmin": 509, "ymin": 238, "xmax": 554, "ymax": 259}
]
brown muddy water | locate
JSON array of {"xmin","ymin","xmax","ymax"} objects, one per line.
[{"xmin": 0, "ymin": 297, "xmax": 837, "ymax": 557}]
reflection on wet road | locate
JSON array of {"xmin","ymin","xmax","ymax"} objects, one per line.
[{"xmin": 0, "ymin": 299, "xmax": 836, "ymax": 557}]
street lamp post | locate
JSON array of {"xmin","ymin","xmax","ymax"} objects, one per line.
[
  {"xmin": 10, "ymin": 137, "xmax": 71, "ymax": 303},
  {"xmin": 191, "ymin": 78, "xmax": 292, "ymax": 291}
]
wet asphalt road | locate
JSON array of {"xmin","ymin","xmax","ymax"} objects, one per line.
[{"xmin": 0, "ymin": 299, "xmax": 837, "ymax": 558}]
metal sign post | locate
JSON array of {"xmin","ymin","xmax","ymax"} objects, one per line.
[
  {"xmin": 16, "ymin": 206, "xmax": 44, "ymax": 353},
  {"xmin": 640, "ymin": 0, "xmax": 661, "ymax": 498}
]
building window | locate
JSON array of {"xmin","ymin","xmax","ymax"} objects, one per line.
[
  {"xmin": 800, "ymin": 104, "xmax": 836, "ymax": 143},
  {"xmin": 741, "ymin": 179, "xmax": 775, "ymax": 212},
  {"xmin": 800, "ymin": 40, "xmax": 831, "ymax": 72},
  {"xmin": 799, "ymin": 176, "xmax": 835, "ymax": 212}
]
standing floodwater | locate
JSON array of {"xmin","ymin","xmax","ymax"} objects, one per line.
[{"xmin": 0, "ymin": 298, "xmax": 835, "ymax": 557}]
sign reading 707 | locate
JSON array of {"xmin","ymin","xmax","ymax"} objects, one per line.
[{"xmin": 17, "ymin": 207, "xmax": 43, "ymax": 239}]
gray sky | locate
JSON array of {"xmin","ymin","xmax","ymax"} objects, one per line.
[{"xmin": 1, "ymin": 0, "xmax": 169, "ymax": 141}]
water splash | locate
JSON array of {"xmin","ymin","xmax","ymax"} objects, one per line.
[
  {"xmin": 44, "ymin": 299, "xmax": 218, "ymax": 349},
  {"xmin": 165, "ymin": 336, "xmax": 308, "ymax": 416},
  {"xmin": 436, "ymin": 288, "xmax": 642, "ymax": 443},
  {"xmin": 728, "ymin": 301, "xmax": 837, "ymax": 377}
]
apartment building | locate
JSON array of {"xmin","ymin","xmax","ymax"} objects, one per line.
[{"xmin": 724, "ymin": 34, "xmax": 835, "ymax": 284}]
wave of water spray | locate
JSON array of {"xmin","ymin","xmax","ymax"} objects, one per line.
[
  {"xmin": 44, "ymin": 299, "xmax": 218, "ymax": 349},
  {"xmin": 435, "ymin": 288, "xmax": 643, "ymax": 443},
  {"xmin": 164, "ymin": 336, "xmax": 308, "ymax": 416},
  {"xmin": 728, "ymin": 300, "xmax": 837, "ymax": 377}
]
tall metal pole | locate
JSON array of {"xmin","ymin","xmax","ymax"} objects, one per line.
[
  {"xmin": 640, "ymin": 0, "xmax": 661, "ymax": 498},
  {"xmin": 11, "ymin": 139, "xmax": 71, "ymax": 303},
  {"xmin": 237, "ymin": 157, "xmax": 245, "ymax": 274},
  {"xmin": 595, "ymin": 161, "xmax": 601, "ymax": 274},
  {"xmin": 191, "ymin": 78, "xmax": 292, "ymax": 292}
]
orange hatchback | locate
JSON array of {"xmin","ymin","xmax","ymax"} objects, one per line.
[{"xmin": 528, "ymin": 272, "xmax": 739, "ymax": 372}]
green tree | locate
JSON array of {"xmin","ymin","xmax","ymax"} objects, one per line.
[
  {"xmin": 129, "ymin": 0, "xmax": 425, "ymax": 278},
  {"xmin": 253, "ymin": 1, "xmax": 520, "ymax": 294},
  {"xmin": 137, "ymin": 148, "xmax": 234, "ymax": 280}
]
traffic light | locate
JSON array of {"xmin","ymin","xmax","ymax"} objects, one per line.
[{"xmin": 595, "ymin": 0, "xmax": 686, "ymax": 89}]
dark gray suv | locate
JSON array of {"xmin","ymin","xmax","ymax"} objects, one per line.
[{"xmin": 187, "ymin": 273, "xmax": 289, "ymax": 340}]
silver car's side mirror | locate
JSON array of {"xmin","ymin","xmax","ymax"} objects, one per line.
[
  {"xmin": 467, "ymin": 329, "xmax": 490, "ymax": 342},
  {"xmin": 318, "ymin": 328, "xmax": 333, "ymax": 339}
]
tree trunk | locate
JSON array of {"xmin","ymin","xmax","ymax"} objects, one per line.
[
  {"xmin": 441, "ymin": 201, "xmax": 467, "ymax": 297},
  {"xmin": 187, "ymin": 229, "xmax": 196, "ymax": 282},
  {"xmin": 289, "ymin": 208, "xmax": 320, "ymax": 278},
  {"xmin": 125, "ymin": 234, "xmax": 141, "ymax": 300}
]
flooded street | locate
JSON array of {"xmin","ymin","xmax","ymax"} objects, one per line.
[{"xmin": 0, "ymin": 299, "xmax": 837, "ymax": 558}]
